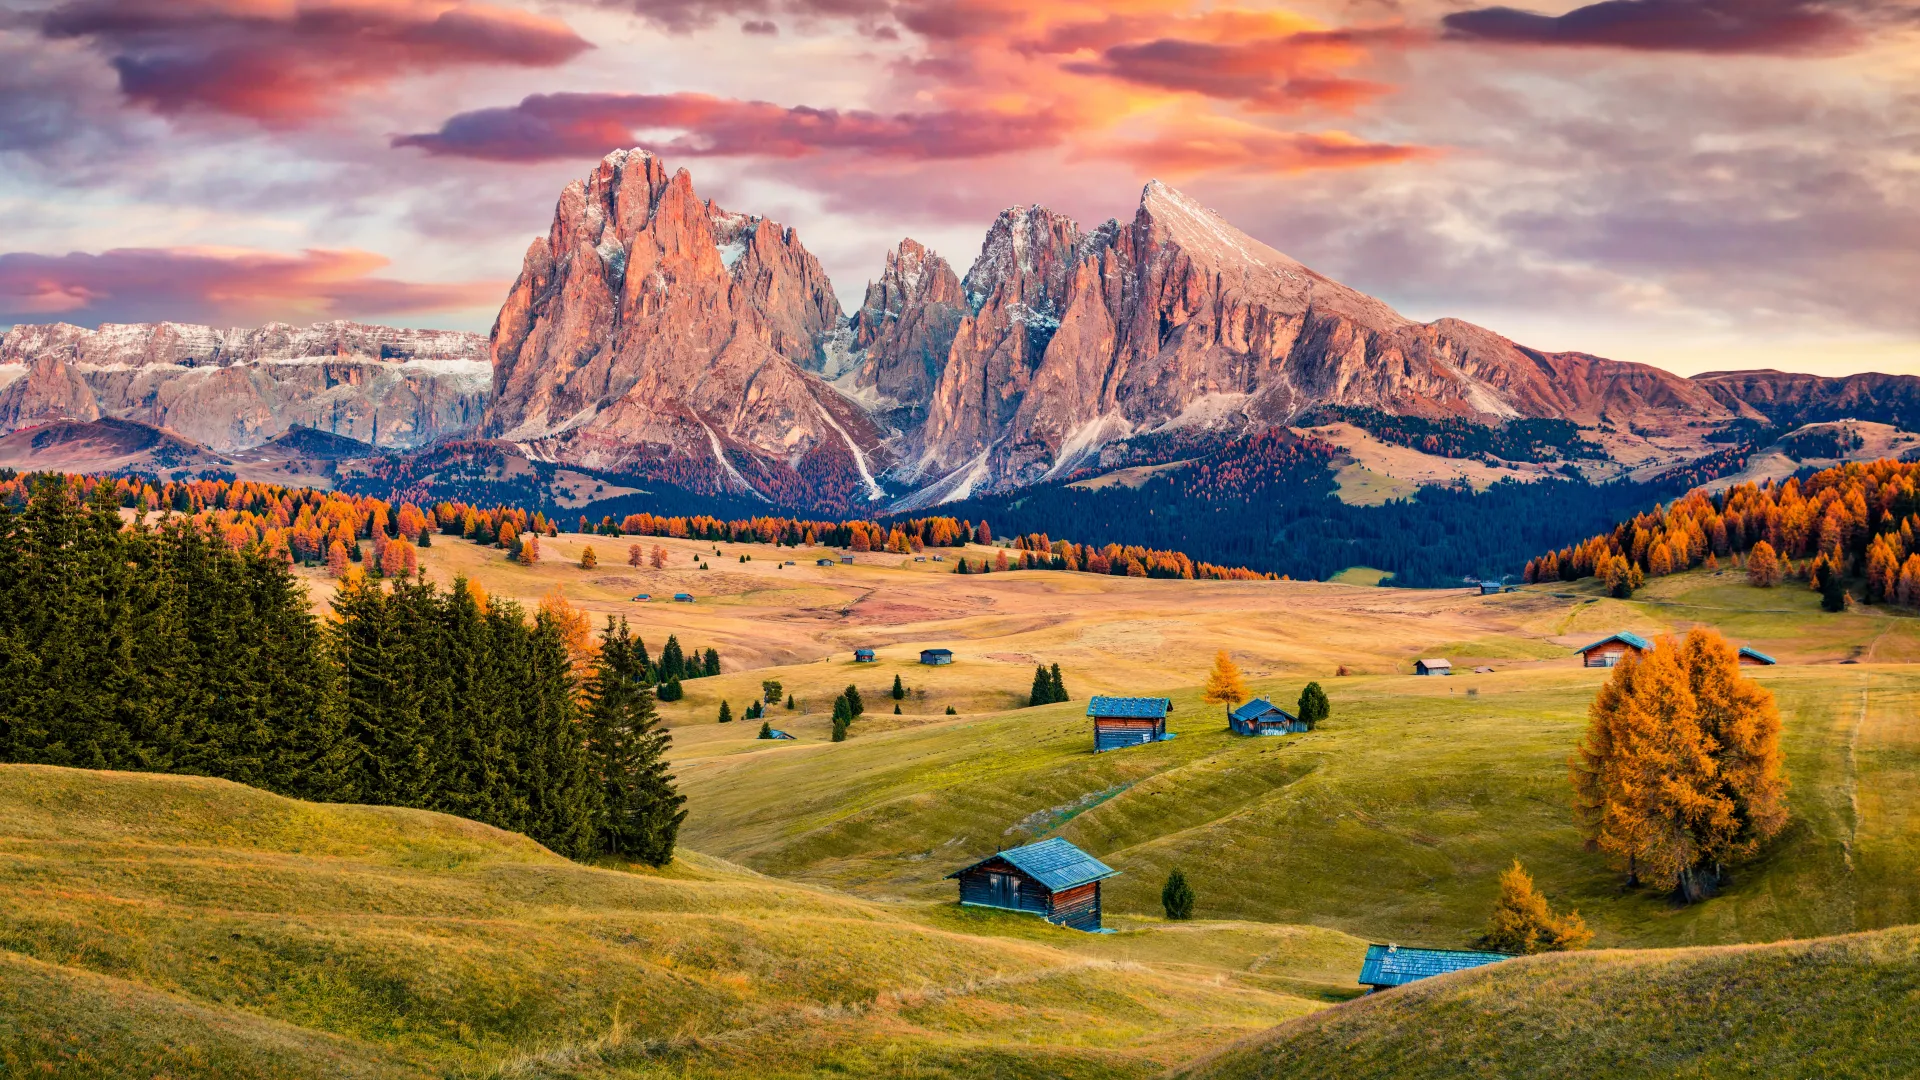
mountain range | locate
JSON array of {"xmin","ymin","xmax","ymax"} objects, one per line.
[{"xmin": 4, "ymin": 147, "xmax": 1918, "ymax": 517}]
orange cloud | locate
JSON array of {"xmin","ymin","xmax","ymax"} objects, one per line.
[
  {"xmin": 0, "ymin": 247, "xmax": 504, "ymax": 326},
  {"xmin": 40, "ymin": 0, "xmax": 592, "ymax": 122},
  {"xmin": 1099, "ymin": 118, "xmax": 1438, "ymax": 176}
]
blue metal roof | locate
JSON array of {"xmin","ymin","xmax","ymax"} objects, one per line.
[
  {"xmin": 1577, "ymin": 631, "xmax": 1652, "ymax": 654},
  {"xmin": 1087, "ymin": 695, "xmax": 1171, "ymax": 719},
  {"xmin": 1359, "ymin": 944, "xmax": 1510, "ymax": 988},
  {"xmin": 946, "ymin": 837, "xmax": 1119, "ymax": 892},
  {"xmin": 1739, "ymin": 646, "xmax": 1777, "ymax": 665},
  {"xmin": 1229, "ymin": 698, "xmax": 1295, "ymax": 723}
]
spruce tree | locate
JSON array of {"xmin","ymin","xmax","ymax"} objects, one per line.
[
  {"xmin": 891, "ymin": 674, "xmax": 904, "ymax": 700},
  {"xmin": 1162, "ymin": 869, "xmax": 1195, "ymax": 920},
  {"xmin": 659, "ymin": 636, "xmax": 685, "ymax": 681},
  {"xmin": 1297, "ymin": 682, "xmax": 1330, "ymax": 731},
  {"xmin": 758, "ymin": 721, "xmax": 772, "ymax": 739},
  {"xmin": 581, "ymin": 617, "xmax": 686, "ymax": 865},
  {"xmin": 1049, "ymin": 663, "xmax": 1068, "ymax": 703},
  {"xmin": 786, "ymin": 693, "xmax": 795, "ymax": 709},
  {"xmin": 718, "ymin": 700, "xmax": 733, "ymax": 723},
  {"xmin": 331, "ymin": 576, "xmax": 432, "ymax": 808},
  {"xmin": 1029, "ymin": 665, "xmax": 1053, "ymax": 707},
  {"xmin": 843, "ymin": 683, "xmax": 864, "ymax": 717},
  {"xmin": 831, "ymin": 695, "xmax": 852, "ymax": 742},
  {"xmin": 657, "ymin": 678, "xmax": 683, "ymax": 702},
  {"xmin": 519, "ymin": 604, "xmax": 598, "ymax": 858}
]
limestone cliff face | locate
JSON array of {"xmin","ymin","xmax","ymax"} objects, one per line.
[
  {"xmin": 482, "ymin": 148, "xmax": 887, "ymax": 508},
  {"xmin": 900, "ymin": 181, "xmax": 1734, "ymax": 498},
  {"xmin": 838, "ymin": 239, "xmax": 966, "ymax": 416},
  {"xmin": 0, "ymin": 321, "xmax": 488, "ymax": 451}
]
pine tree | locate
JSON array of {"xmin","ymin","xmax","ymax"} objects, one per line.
[
  {"xmin": 703, "ymin": 648, "xmax": 721, "ymax": 677},
  {"xmin": 581, "ymin": 617, "xmax": 685, "ymax": 865},
  {"xmin": 764, "ymin": 679, "xmax": 784, "ymax": 703},
  {"xmin": 1201, "ymin": 651, "xmax": 1248, "ymax": 706},
  {"xmin": 844, "ymin": 684, "xmax": 864, "ymax": 717},
  {"xmin": 1162, "ymin": 868, "xmax": 1195, "ymax": 920},
  {"xmin": 1296, "ymin": 682, "xmax": 1330, "ymax": 731},
  {"xmin": 1482, "ymin": 859, "xmax": 1592, "ymax": 954},
  {"xmin": 1049, "ymin": 663, "xmax": 1068, "ymax": 703},
  {"xmin": 758, "ymin": 721, "xmax": 772, "ymax": 739},
  {"xmin": 659, "ymin": 636, "xmax": 685, "ymax": 680},
  {"xmin": 518, "ymin": 604, "xmax": 598, "ymax": 858},
  {"xmin": 657, "ymin": 678, "xmax": 683, "ymax": 702},
  {"xmin": 893, "ymin": 703, "xmax": 901, "ymax": 714},
  {"xmin": 785, "ymin": 693, "xmax": 796, "ymax": 709},
  {"xmin": 718, "ymin": 700, "xmax": 733, "ymax": 723},
  {"xmin": 891, "ymin": 674, "xmax": 904, "ymax": 700},
  {"xmin": 831, "ymin": 695, "xmax": 852, "ymax": 742},
  {"xmin": 1029, "ymin": 665, "xmax": 1054, "ymax": 707}
]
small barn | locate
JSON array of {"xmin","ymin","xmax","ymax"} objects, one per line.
[
  {"xmin": 816, "ymin": 558, "xmax": 836, "ymax": 567},
  {"xmin": 673, "ymin": 593, "xmax": 695, "ymax": 603},
  {"xmin": 840, "ymin": 555, "xmax": 855, "ymax": 564},
  {"xmin": 1576, "ymin": 632, "xmax": 1651, "ymax": 668},
  {"xmin": 946, "ymin": 837, "xmax": 1117, "ymax": 931},
  {"xmin": 1738, "ymin": 646, "xmax": 1778, "ymax": 666},
  {"xmin": 1088, "ymin": 696, "xmax": 1172, "ymax": 752},
  {"xmin": 632, "ymin": 593, "xmax": 651, "ymax": 602},
  {"xmin": 1227, "ymin": 698, "xmax": 1303, "ymax": 736},
  {"xmin": 1358, "ymin": 944, "xmax": 1510, "ymax": 993},
  {"xmin": 1478, "ymin": 581, "xmax": 1503, "ymax": 595},
  {"xmin": 1414, "ymin": 658, "xmax": 1452, "ymax": 676},
  {"xmin": 920, "ymin": 648, "xmax": 954, "ymax": 666},
  {"xmin": 854, "ymin": 648, "xmax": 877, "ymax": 663}
]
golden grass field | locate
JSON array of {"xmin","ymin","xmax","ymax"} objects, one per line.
[{"xmin": 11, "ymin": 529, "xmax": 1920, "ymax": 1076}]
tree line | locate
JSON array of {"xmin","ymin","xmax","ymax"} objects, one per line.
[{"xmin": 0, "ymin": 476, "xmax": 685, "ymax": 865}]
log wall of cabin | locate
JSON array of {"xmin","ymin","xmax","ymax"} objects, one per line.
[
  {"xmin": 954, "ymin": 862, "xmax": 1049, "ymax": 915},
  {"xmin": 1094, "ymin": 716, "xmax": 1164, "ymax": 752},
  {"xmin": 1046, "ymin": 882, "xmax": 1102, "ymax": 931}
]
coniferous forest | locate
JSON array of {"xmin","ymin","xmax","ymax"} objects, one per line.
[{"xmin": 0, "ymin": 476, "xmax": 685, "ymax": 864}]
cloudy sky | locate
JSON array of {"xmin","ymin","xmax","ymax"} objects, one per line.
[{"xmin": 1, "ymin": 0, "xmax": 1915, "ymax": 376}]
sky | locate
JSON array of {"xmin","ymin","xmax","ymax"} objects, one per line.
[{"xmin": 1, "ymin": 0, "xmax": 1916, "ymax": 377}]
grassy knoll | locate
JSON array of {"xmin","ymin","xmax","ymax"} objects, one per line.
[
  {"xmin": 1327, "ymin": 566, "xmax": 1391, "ymax": 586},
  {"xmin": 0, "ymin": 764, "xmax": 1354, "ymax": 1079},
  {"xmin": 675, "ymin": 662, "xmax": 1920, "ymax": 952},
  {"xmin": 1175, "ymin": 926, "xmax": 1920, "ymax": 1080}
]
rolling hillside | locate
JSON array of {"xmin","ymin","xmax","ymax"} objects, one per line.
[{"xmin": 0, "ymin": 764, "xmax": 1359, "ymax": 1078}]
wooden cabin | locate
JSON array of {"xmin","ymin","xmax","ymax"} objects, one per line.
[
  {"xmin": 631, "ymin": 593, "xmax": 651, "ymax": 602},
  {"xmin": 1478, "ymin": 581, "xmax": 1503, "ymax": 595},
  {"xmin": 1414, "ymin": 658, "xmax": 1452, "ymax": 676},
  {"xmin": 1358, "ymin": 944, "xmax": 1509, "ymax": 993},
  {"xmin": 1738, "ymin": 646, "xmax": 1777, "ymax": 667},
  {"xmin": 946, "ymin": 837, "xmax": 1117, "ymax": 932},
  {"xmin": 920, "ymin": 648, "xmax": 954, "ymax": 666},
  {"xmin": 1576, "ymin": 632, "xmax": 1651, "ymax": 668},
  {"xmin": 816, "ymin": 558, "xmax": 836, "ymax": 566},
  {"xmin": 1088, "ymin": 695, "xmax": 1172, "ymax": 752},
  {"xmin": 1227, "ymin": 698, "xmax": 1303, "ymax": 736},
  {"xmin": 760, "ymin": 728, "xmax": 796, "ymax": 740},
  {"xmin": 840, "ymin": 555, "xmax": 855, "ymax": 564},
  {"xmin": 853, "ymin": 648, "xmax": 877, "ymax": 663},
  {"xmin": 673, "ymin": 593, "xmax": 695, "ymax": 603}
]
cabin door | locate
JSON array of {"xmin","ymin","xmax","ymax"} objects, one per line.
[{"xmin": 988, "ymin": 872, "xmax": 1019, "ymax": 908}]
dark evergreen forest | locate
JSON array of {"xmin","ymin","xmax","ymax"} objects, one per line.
[{"xmin": 0, "ymin": 476, "xmax": 685, "ymax": 864}]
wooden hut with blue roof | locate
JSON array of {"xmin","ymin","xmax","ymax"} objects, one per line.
[
  {"xmin": 1357, "ymin": 944, "xmax": 1510, "ymax": 993},
  {"xmin": 1088, "ymin": 696, "xmax": 1172, "ymax": 752},
  {"xmin": 1576, "ymin": 631, "xmax": 1651, "ymax": 667},
  {"xmin": 946, "ymin": 838, "xmax": 1117, "ymax": 931},
  {"xmin": 1738, "ymin": 646, "xmax": 1777, "ymax": 666},
  {"xmin": 1228, "ymin": 698, "xmax": 1303, "ymax": 736}
]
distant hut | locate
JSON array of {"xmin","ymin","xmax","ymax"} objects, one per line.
[
  {"xmin": 1738, "ymin": 646, "xmax": 1777, "ymax": 667},
  {"xmin": 920, "ymin": 648, "xmax": 954, "ymax": 666},
  {"xmin": 1088, "ymin": 696, "xmax": 1172, "ymax": 752},
  {"xmin": 1358, "ymin": 944, "xmax": 1510, "ymax": 993},
  {"xmin": 946, "ymin": 837, "xmax": 1118, "ymax": 931},
  {"xmin": 854, "ymin": 648, "xmax": 877, "ymax": 663},
  {"xmin": 761, "ymin": 729, "xmax": 796, "ymax": 740},
  {"xmin": 1227, "ymin": 698, "xmax": 1303, "ymax": 736},
  {"xmin": 840, "ymin": 554, "xmax": 855, "ymax": 564},
  {"xmin": 1575, "ymin": 632, "xmax": 1651, "ymax": 668},
  {"xmin": 816, "ymin": 558, "xmax": 836, "ymax": 566},
  {"xmin": 631, "ymin": 593, "xmax": 651, "ymax": 602},
  {"xmin": 1414, "ymin": 658, "xmax": 1452, "ymax": 676},
  {"xmin": 673, "ymin": 593, "xmax": 695, "ymax": 603},
  {"xmin": 1478, "ymin": 581, "xmax": 1503, "ymax": 595}
]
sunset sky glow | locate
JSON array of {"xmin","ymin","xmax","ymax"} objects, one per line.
[{"xmin": 2, "ymin": 0, "xmax": 1916, "ymax": 375}]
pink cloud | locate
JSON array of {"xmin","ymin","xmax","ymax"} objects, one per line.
[
  {"xmin": 0, "ymin": 247, "xmax": 505, "ymax": 327},
  {"xmin": 1442, "ymin": 0, "xmax": 1863, "ymax": 55}
]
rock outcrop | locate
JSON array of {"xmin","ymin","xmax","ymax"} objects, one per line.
[
  {"xmin": 482, "ymin": 148, "xmax": 888, "ymax": 508},
  {"xmin": 0, "ymin": 321, "xmax": 489, "ymax": 451},
  {"xmin": 836, "ymin": 238, "xmax": 967, "ymax": 420}
]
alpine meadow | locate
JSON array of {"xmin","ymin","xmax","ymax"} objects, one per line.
[{"xmin": 5, "ymin": 0, "xmax": 1920, "ymax": 1073}]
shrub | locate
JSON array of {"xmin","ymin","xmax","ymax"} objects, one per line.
[{"xmin": 1162, "ymin": 869, "xmax": 1195, "ymax": 920}]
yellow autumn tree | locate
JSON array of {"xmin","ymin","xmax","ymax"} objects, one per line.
[
  {"xmin": 538, "ymin": 587, "xmax": 597, "ymax": 685},
  {"xmin": 1483, "ymin": 860, "xmax": 1593, "ymax": 954},
  {"xmin": 1570, "ymin": 629, "xmax": 1787, "ymax": 902},
  {"xmin": 1747, "ymin": 541, "xmax": 1781, "ymax": 587},
  {"xmin": 1201, "ymin": 651, "xmax": 1248, "ymax": 706}
]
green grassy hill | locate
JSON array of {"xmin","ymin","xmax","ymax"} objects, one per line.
[
  {"xmin": 0, "ymin": 764, "xmax": 1364, "ymax": 1079},
  {"xmin": 675, "ymin": 657, "xmax": 1920, "ymax": 952},
  {"xmin": 1174, "ymin": 926, "xmax": 1920, "ymax": 1079}
]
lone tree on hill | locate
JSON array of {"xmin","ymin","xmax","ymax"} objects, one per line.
[
  {"xmin": 581, "ymin": 617, "xmax": 686, "ymax": 866},
  {"xmin": 717, "ymin": 700, "xmax": 732, "ymax": 724},
  {"xmin": 628, "ymin": 544, "xmax": 643, "ymax": 568},
  {"xmin": 1570, "ymin": 628, "xmax": 1788, "ymax": 903},
  {"xmin": 762, "ymin": 679, "xmax": 783, "ymax": 704},
  {"xmin": 1162, "ymin": 869, "xmax": 1195, "ymax": 920},
  {"xmin": 1201, "ymin": 651, "xmax": 1248, "ymax": 707},
  {"xmin": 892, "ymin": 674, "xmax": 905, "ymax": 700},
  {"xmin": 1297, "ymin": 682, "xmax": 1330, "ymax": 730},
  {"xmin": 1482, "ymin": 860, "xmax": 1591, "ymax": 954},
  {"xmin": 1747, "ymin": 541, "xmax": 1782, "ymax": 587},
  {"xmin": 580, "ymin": 545, "xmax": 597, "ymax": 570}
]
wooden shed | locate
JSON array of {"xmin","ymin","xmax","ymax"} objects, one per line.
[
  {"xmin": 1227, "ymin": 698, "xmax": 1303, "ymax": 736},
  {"xmin": 947, "ymin": 837, "xmax": 1118, "ymax": 931},
  {"xmin": 1478, "ymin": 581, "xmax": 1503, "ymax": 595},
  {"xmin": 920, "ymin": 648, "xmax": 954, "ymax": 666},
  {"xmin": 1414, "ymin": 658, "xmax": 1452, "ymax": 676},
  {"xmin": 1738, "ymin": 646, "xmax": 1777, "ymax": 666},
  {"xmin": 853, "ymin": 648, "xmax": 877, "ymax": 663},
  {"xmin": 1358, "ymin": 944, "xmax": 1509, "ymax": 993},
  {"xmin": 1576, "ymin": 632, "xmax": 1650, "ymax": 668},
  {"xmin": 1088, "ymin": 695, "xmax": 1172, "ymax": 752},
  {"xmin": 673, "ymin": 593, "xmax": 695, "ymax": 603},
  {"xmin": 816, "ymin": 558, "xmax": 836, "ymax": 566}
]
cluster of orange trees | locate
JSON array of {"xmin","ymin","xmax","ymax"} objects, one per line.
[
  {"xmin": 1572, "ymin": 629, "xmax": 1788, "ymax": 903},
  {"xmin": 0, "ymin": 472, "xmax": 1276, "ymax": 583},
  {"xmin": 1524, "ymin": 460, "xmax": 1920, "ymax": 603}
]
